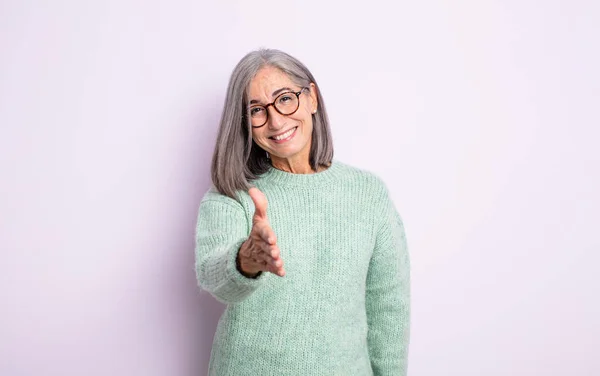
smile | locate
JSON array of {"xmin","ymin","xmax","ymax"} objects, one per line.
[{"xmin": 269, "ymin": 126, "xmax": 298, "ymax": 143}]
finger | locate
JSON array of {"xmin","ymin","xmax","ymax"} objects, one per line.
[
  {"xmin": 260, "ymin": 258, "xmax": 284, "ymax": 275},
  {"xmin": 266, "ymin": 263, "xmax": 281, "ymax": 275},
  {"xmin": 272, "ymin": 266, "xmax": 286, "ymax": 277},
  {"xmin": 266, "ymin": 244, "xmax": 281, "ymax": 260},
  {"xmin": 271, "ymin": 257, "xmax": 283, "ymax": 268},
  {"xmin": 263, "ymin": 261, "xmax": 285, "ymax": 277},
  {"xmin": 262, "ymin": 247, "xmax": 284, "ymax": 269},
  {"xmin": 243, "ymin": 234, "xmax": 283, "ymax": 276},
  {"xmin": 251, "ymin": 243, "xmax": 272, "ymax": 263},
  {"xmin": 248, "ymin": 187, "xmax": 269, "ymax": 223},
  {"xmin": 244, "ymin": 241, "xmax": 280, "ymax": 266},
  {"xmin": 260, "ymin": 243, "xmax": 281, "ymax": 263},
  {"xmin": 254, "ymin": 222, "xmax": 277, "ymax": 245}
]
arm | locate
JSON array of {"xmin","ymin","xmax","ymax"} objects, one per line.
[
  {"xmin": 366, "ymin": 186, "xmax": 411, "ymax": 375},
  {"xmin": 194, "ymin": 195, "xmax": 266, "ymax": 304}
]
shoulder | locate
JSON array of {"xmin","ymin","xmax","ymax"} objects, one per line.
[
  {"xmin": 336, "ymin": 161, "xmax": 399, "ymax": 220},
  {"xmin": 200, "ymin": 185, "xmax": 247, "ymax": 211},
  {"xmin": 199, "ymin": 185, "xmax": 254, "ymax": 226},
  {"xmin": 335, "ymin": 160, "xmax": 390, "ymax": 197}
]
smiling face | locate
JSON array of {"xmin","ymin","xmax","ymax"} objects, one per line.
[{"xmin": 247, "ymin": 66, "xmax": 318, "ymax": 171}]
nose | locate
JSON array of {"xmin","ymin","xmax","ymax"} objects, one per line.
[{"xmin": 266, "ymin": 105, "xmax": 286, "ymax": 130}]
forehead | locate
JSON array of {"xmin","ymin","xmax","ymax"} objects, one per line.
[{"xmin": 247, "ymin": 66, "xmax": 295, "ymax": 98}]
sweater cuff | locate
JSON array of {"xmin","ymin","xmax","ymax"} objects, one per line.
[{"xmin": 223, "ymin": 238, "xmax": 266, "ymax": 290}]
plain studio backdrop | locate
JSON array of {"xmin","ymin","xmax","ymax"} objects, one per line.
[{"xmin": 1, "ymin": 0, "xmax": 598, "ymax": 375}]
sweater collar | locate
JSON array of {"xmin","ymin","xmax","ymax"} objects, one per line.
[{"xmin": 259, "ymin": 158, "xmax": 345, "ymax": 187}]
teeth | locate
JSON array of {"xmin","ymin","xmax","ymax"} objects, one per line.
[{"xmin": 273, "ymin": 127, "xmax": 295, "ymax": 141}]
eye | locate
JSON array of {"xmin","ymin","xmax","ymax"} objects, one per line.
[
  {"xmin": 278, "ymin": 94, "xmax": 293, "ymax": 104},
  {"xmin": 249, "ymin": 107, "xmax": 265, "ymax": 116}
]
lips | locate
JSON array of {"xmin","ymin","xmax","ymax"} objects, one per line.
[{"xmin": 269, "ymin": 126, "xmax": 298, "ymax": 140}]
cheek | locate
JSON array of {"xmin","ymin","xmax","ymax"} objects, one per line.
[
  {"xmin": 292, "ymin": 110, "xmax": 313, "ymax": 125},
  {"xmin": 252, "ymin": 131, "xmax": 273, "ymax": 149},
  {"xmin": 251, "ymin": 129, "xmax": 266, "ymax": 141}
]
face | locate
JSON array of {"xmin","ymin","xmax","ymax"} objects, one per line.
[{"xmin": 247, "ymin": 66, "xmax": 318, "ymax": 166}]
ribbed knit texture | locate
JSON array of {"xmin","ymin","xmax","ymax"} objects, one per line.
[{"xmin": 194, "ymin": 159, "xmax": 410, "ymax": 376}]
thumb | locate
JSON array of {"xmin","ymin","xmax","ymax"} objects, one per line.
[{"xmin": 249, "ymin": 187, "xmax": 268, "ymax": 222}]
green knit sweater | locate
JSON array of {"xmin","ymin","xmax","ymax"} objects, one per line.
[{"xmin": 194, "ymin": 159, "xmax": 410, "ymax": 375}]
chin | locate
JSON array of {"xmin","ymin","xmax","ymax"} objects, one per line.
[{"xmin": 270, "ymin": 150, "xmax": 300, "ymax": 159}]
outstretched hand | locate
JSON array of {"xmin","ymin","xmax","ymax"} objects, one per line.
[{"xmin": 237, "ymin": 187, "xmax": 286, "ymax": 277}]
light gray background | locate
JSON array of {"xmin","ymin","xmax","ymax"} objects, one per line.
[{"xmin": 1, "ymin": 0, "xmax": 598, "ymax": 375}]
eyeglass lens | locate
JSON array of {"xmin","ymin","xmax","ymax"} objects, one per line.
[{"xmin": 249, "ymin": 91, "xmax": 300, "ymax": 127}]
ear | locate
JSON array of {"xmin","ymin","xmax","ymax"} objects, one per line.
[{"xmin": 309, "ymin": 82, "xmax": 318, "ymax": 112}]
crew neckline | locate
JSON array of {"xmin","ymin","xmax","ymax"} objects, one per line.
[{"xmin": 259, "ymin": 159, "xmax": 345, "ymax": 187}]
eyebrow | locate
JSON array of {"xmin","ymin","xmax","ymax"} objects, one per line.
[{"xmin": 249, "ymin": 87, "xmax": 293, "ymax": 105}]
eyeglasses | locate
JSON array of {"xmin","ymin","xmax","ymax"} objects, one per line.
[{"xmin": 247, "ymin": 87, "xmax": 309, "ymax": 128}]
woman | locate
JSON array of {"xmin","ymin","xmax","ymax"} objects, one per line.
[{"xmin": 195, "ymin": 48, "xmax": 410, "ymax": 375}]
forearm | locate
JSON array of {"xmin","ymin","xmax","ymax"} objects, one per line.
[
  {"xmin": 196, "ymin": 238, "xmax": 265, "ymax": 304},
  {"xmin": 367, "ymin": 290, "xmax": 410, "ymax": 375},
  {"xmin": 195, "ymin": 199, "xmax": 266, "ymax": 304}
]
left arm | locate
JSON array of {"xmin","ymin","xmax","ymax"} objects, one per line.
[{"xmin": 366, "ymin": 185, "xmax": 411, "ymax": 376}]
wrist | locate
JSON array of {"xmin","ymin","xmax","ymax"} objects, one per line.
[{"xmin": 236, "ymin": 248, "xmax": 261, "ymax": 279}]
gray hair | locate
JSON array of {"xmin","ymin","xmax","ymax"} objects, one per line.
[{"xmin": 210, "ymin": 48, "xmax": 334, "ymax": 199}]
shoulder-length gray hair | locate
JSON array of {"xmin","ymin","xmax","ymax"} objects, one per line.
[{"xmin": 210, "ymin": 48, "xmax": 334, "ymax": 199}]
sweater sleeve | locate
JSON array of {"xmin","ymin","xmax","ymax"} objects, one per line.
[
  {"xmin": 194, "ymin": 195, "xmax": 266, "ymax": 304},
  {"xmin": 366, "ymin": 185, "xmax": 411, "ymax": 376}
]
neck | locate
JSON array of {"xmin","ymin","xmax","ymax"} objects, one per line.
[
  {"xmin": 270, "ymin": 158, "xmax": 315, "ymax": 174},
  {"xmin": 270, "ymin": 155, "xmax": 327, "ymax": 174}
]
